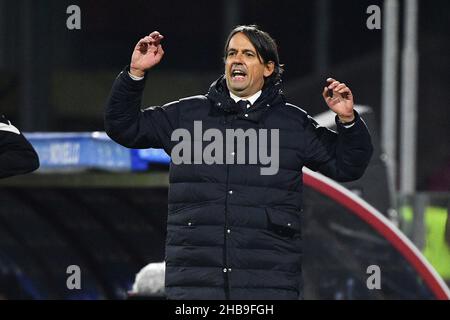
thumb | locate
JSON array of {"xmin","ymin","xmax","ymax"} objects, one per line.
[{"xmin": 322, "ymin": 86, "xmax": 332, "ymax": 102}]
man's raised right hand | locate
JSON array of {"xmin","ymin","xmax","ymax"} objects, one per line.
[{"xmin": 130, "ymin": 31, "xmax": 165, "ymax": 78}]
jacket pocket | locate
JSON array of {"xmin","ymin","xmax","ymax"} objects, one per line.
[
  {"xmin": 265, "ymin": 207, "xmax": 301, "ymax": 238},
  {"xmin": 168, "ymin": 201, "xmax": 212, "ymax": 216}
]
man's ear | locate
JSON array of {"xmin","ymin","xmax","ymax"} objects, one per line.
[{"xmin": 264, "ymin": 61, "xmax": 275, "ymax": 78}]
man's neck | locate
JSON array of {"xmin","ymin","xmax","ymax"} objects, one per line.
[{"xmin": 229, "ymin": 90, "xmax": 262, "ymax": 106}]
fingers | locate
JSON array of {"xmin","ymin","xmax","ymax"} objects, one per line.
[
  {"xmin": 149, "ymin": 31, "xmax": 161, "ymax": 38},
  {"xmin": 322, "ymin": 86, "xmax": 332, "ymax": 101},
  {"xmin": 334, "ymin": 83, "xmax": 352, "ymax": 97},
  {"xmin": 156, "ymin": 44, "xmax": 165, "ymax": 58},
  {"xmin": 322, "ymin": 87, "xmax": 340, "ymax": 102},
  {"xmin": 326, "ymin": 78, "xmax": 336, "ymax": 86},
  {"xmin": 325, "ymin": 78, "xmax": 353, "ymax": 96},
  {"xmin": 144, "ymin": 35, "xmax": 164, "ymax": 46},
  {"xmin": 338, "ymin": 87, "xmax": 352, "ymax": 96},
  {"xmin": 135, "ymin": 32, "xmax": 165, "ymax": 56},
  {"xmin": 327, "ymin": 80, "xmax": 341, "ymax": 90},
  {"xmin": 136, "ymin": 32, "xmax": 164, "ymax": 47},
  {"xmin": 146, "ymin": 31, "xmax": 164, "ymax": 45}
]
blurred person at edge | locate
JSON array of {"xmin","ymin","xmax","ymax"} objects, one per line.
[
  {"xmin": 0, "ymin": 115, "xmax": 39, "ymax": 179},
  {"xmin": 105, "ymin": 25, "xmax": 373, "ymax": 300}
]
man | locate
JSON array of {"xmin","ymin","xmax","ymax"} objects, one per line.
[
  {"xmin": 105, "ymin": 25, "xmax": 373, "ymax": 300},
  {"xmin": 0, "ymin": 115, "xmax": 39, "ymax": 179}
]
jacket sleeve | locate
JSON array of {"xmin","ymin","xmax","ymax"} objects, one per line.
[
  {"xmin": 303, "ymin": 110, "xmax": 373, "ymax": 182},
  {"xmin": 104, "ymin": 66, "xmax": 179, "ymax": 151},
  {"xmin": 0, "ymin": 131, "xmax": 40, "ymax": 179}
]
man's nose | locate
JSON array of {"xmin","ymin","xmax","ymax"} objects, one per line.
[{"xmin": 232, "ymin": 52, "xmax": 244, "ymax": 63}]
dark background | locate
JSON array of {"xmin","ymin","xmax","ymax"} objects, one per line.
[{"xmin": 0, "ymin": 0, "xmax": 449, "ymax": 191}]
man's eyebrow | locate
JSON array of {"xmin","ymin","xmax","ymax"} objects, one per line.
[{"xmin": 227, "ymin": 48, "xmax": 256, "ymax": 54}]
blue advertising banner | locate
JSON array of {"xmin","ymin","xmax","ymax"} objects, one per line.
[{"xmin": 25, "ymin": 132, "xmax": 170, "ymax": 172}]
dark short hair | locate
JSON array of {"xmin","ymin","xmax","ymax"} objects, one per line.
[{"xmin": 223, "ymin": 25, "xmax": 284, "ymax": 84}]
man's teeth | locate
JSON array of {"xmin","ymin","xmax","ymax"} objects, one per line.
[{"xmin": 232, "ymin": 71, "xmax": 246, "ymax": 76}]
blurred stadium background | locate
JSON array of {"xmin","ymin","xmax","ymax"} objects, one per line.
[{"xmin": 0, "ymin": 0, "xmax": 449, "ymax": 299}]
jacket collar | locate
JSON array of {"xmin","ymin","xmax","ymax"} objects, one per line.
[
  {"xmin": 206, "ymin": 75, "xmax": 285, "ymax": 123},
  {"xmin": 229, "ymin": 90, "xmax": 262, "ymax": 106}
]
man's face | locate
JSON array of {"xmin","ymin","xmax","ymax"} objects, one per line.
[{"xmin": 225, "ymin": 32, "xmax": 274, "ymax": 98}]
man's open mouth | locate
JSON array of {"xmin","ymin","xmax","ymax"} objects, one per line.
[{"xmin": 231, "ymin": 69, "xmax": 247, "ymax": 81}]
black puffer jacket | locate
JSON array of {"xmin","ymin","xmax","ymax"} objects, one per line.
[{"xmin": 105, "ymin": 67, "xmax": 373, "ymax": 300}]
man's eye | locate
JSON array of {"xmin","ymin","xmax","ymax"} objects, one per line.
[
  {"xmin": 245, "ymin": 52, "xmax": 254, "ymax": 57},
  {"xmin": 228, "ymin": 52, "xmax": 235, "ymax": 56}
]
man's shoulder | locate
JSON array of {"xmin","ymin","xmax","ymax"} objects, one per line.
[
  {"xmin": 0, "ymin": 115, "xmax": 20, "ymax": 135},
  {"xmin": 179, "ymin": 95, "xmax": 208, "ymax": 105},
  {"xmin": 283, "ymin": 103, "xmax": 308, "ymax": 115},
  {"xmin": 175, "ymin": 95, "xmax": 210, "ymax": 112},
  {"xmin": 276, "ymin": 102, "xmax": 312, "ymax": 124},
  {"xmin": 141, "ymin": 95, "xmax": 209, "ymax": 118},
  {"xmin": 162, "ymin": 95, "xmax": 208, "ymax": 106},
  {"xmin": 142, "ymin": 95, "xmax": 208, "ymax": 111}
]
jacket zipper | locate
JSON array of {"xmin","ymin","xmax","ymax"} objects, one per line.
[{"xmin": 223, "ymin": 116, "xmax": 231, "ymax": 300}]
